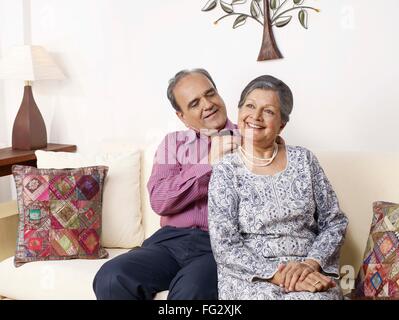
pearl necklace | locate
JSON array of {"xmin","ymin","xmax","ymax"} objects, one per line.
[{"xmin": 238, "ymin": 142, "xmax": 279, "ymax": 167}]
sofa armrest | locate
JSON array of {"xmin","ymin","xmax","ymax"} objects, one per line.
[{"xmin": 0, "ymin": 201, "xmax": 18, "ymax": 262}]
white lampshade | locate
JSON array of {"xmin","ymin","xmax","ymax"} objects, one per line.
[{"xmin": 0, "ymin": 45, "xmax": 65, "ymax": 81}]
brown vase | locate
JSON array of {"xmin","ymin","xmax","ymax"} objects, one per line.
[{"xmin": 12, "ymin": 85, "xmax": 47, "ymax": 150}]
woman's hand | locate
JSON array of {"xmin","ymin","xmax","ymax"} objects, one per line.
[
  {"xmin": 267, "ymin": 264, "xmax": 286, "ymax": 286},
  {"xmin": 279, "ymin": 261, "xmax": 318, "ymax": 292},
  {"xmin": 268, "ymin": 261, "xmax": 335, "ymax": 293},
  {"xmin": 294, "ymin": 271, "xmax": 336, "ymax": 293}
]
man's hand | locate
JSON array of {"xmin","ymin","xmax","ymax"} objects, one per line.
[{"xmin": 208, "ymin": 135, "xmax": 240, "ymax": 165}]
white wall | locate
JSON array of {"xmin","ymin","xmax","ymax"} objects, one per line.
[
  {"xmin": 1, "ymin": 0, "xmax": 399, "ymax": 198},
  {"xmin": 4, "ymin": 0, "xmax": 399, "ymax": 151},
  {"xmin": 0, "ymin": 0, "xmax": 25, "ymax": 201}
]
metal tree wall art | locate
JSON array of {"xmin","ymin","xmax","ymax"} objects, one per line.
[{"xmin": 202, "ymin": 0, "xmax": 320, "ymax": 61}]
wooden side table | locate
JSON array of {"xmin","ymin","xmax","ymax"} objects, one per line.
[{"xmin": 0, "ymin": 143, "xmax": 77, "ymax": 177}]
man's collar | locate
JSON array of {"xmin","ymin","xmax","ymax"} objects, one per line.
[{"xmin": 224, "ymin": 118, "xmax": 236, "ymax": 130}]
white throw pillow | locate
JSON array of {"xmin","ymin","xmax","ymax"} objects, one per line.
[{"xmin": 35, "ymin": 148, "xmax": 144, "ymax": 249}]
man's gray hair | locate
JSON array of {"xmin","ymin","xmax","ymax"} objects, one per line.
[
  {"xmin": 167, "ymin": 68, "xmax": 217, "ymax": 112},
  {"xmin": 238, "ymin": 75, "xmax": 293, "ymax": 124}
]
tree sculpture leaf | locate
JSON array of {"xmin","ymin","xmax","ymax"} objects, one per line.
[
  {"xmin": 298, "ymin": 9, "xmax": 308, "ymax": 29},
  {"xmin": 233, "ymin": 14, "xmax": 247, "ymax": 28},
  {"xmin": 232, "ymin": 0, "xmax": 247, "ymax": 4},
  {"xmin": 220, "ymin": 1, "xmax": 234, "ymax": 13},
  {"xmin": 202, "ymin": 0, "xmax": 218, "ymax": 11},
  {"xmin": 275, "ymin": 15, "xmax": 292, "ymax": 27},
  {"xmin": 250, "ymin": 0, "xmax": 260, "ymax": 18},
  {"xmin": 270, "ymin": 0, "xmax": 280, "ymax": 10},
  {"xmin": 293, "ymin": 0, "xmax": 304, "ymax": 5}
]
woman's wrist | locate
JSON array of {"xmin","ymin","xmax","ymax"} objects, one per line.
[
  {"xmin": 270, "ymin": 272, "xmax": 282, "ymax": 286},
  {"xmin": 302, "ymin": 259, "xmax": 321, "ymax": 272}
]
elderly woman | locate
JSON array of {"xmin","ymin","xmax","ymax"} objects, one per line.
[{"xmin": 208, "ymin": 75, "xmax": 348, "ymax": 300}]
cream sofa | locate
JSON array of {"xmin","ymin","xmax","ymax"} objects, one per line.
[{"xmin": 0, "ymin": 148, "xmax": 398, "ymax": 300}]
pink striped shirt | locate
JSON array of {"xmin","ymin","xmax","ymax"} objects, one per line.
[{"xmin": 147, "ymin": 119, "xmax": 237, "ymax": 231}]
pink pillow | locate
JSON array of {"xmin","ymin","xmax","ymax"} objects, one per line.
[{"xmin": 12, "ymin": 165, "xmax": 109, "ymax": 267}]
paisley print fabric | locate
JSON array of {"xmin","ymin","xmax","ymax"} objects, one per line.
[{"xmin": 208, "ymin": 145, "xmax": 348, "ymax": 300}]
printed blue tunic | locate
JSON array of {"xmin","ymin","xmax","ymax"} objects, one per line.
[{"xmin": 208, "ymin": 146, "xmax": 348, "ymax": 300}]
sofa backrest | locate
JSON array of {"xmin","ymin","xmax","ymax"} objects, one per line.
[
  {"xmin": 314, "ymin": 151, "xmax": 399, "ymax": 274},
  {"xmin": 140, "ymin": 146, "xmax": 399, "ymax": 277}
]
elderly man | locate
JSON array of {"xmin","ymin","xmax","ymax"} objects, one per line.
[{"xmin": 93, "ymin": 68, "xmax": 239, "ymax": 299}]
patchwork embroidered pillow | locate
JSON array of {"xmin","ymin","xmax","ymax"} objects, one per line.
[
  {"xmin": 12, "ymin": 165, "xmax": 109, "ymax": 267},
  {"xmin": 353, "ymin": 201, "xmax": 399, "ymax": 299},
  {"xmin": 35, "ymin": 147, "xmax": 144, "ymax": 248}
]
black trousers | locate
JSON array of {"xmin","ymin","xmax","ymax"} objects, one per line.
[{"xmin": 93, "ymin": 226, "xmax": 218, "ymax": 300}]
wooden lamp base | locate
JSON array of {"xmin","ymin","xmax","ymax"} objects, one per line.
[{"xmin": 12, "ymin": 84, "xmax": 47, "ymax": 150}]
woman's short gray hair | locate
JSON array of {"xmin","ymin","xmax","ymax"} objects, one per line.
[
  {"xmin": 238, "ymin": 75, "xmax": 293, "ymax": 124},
  {"xmin": 167, "ymin": 68, "xmax": 217, "ymax": 112}
]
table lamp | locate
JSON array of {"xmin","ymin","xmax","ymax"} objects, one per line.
[{"xmin": 0, "ymin": 45, "xmax": 65, "ymax": 150}]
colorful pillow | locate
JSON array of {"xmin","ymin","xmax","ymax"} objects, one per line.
[
  {"xmin": 353, "ymin": 201, "xmax": 399, "ymax": 299},
  {"xmin": 12, "ymin": 165, "xmax": 109, "ymax": 267},
  {"xmin": 35, "ymin": 147, "xmax": 144, "ymax": 249}
]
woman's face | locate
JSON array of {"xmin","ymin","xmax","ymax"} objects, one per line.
[{"xmin": 238, "ymin": 89, "xmax": 285, "ymax": 146}]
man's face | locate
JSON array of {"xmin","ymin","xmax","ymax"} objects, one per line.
[{"xmin": 174, "ymin": 73, "xmax": 227, "ymax": 132}]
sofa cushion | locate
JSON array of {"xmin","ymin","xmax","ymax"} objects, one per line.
[
  {"xmin": 352, "ymin": 201, "xmax": 399, "ymax": 299},
  {"xmin": 35, "ymin": 148, "xmax": 144, "ymax": 249},
  {"xmin": 0, "ymin": 248, "xmax": 168, "ymax": 300},
  {"xmin": 0, "ymin": 248, "xmax": 126, "ymax": 299},
  {"xmin": 12, "ymin": 165, "xmax": 109, "ymax": 267}
]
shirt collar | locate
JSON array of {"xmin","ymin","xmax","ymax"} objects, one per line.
[{"xmin": 224, "ymin": 118, "xmax": 236, "ymax": 131}]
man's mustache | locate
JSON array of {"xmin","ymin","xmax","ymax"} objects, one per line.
[{"xmin": 202, "ymin": 107, "xmax": 218, "ymax": 119}]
